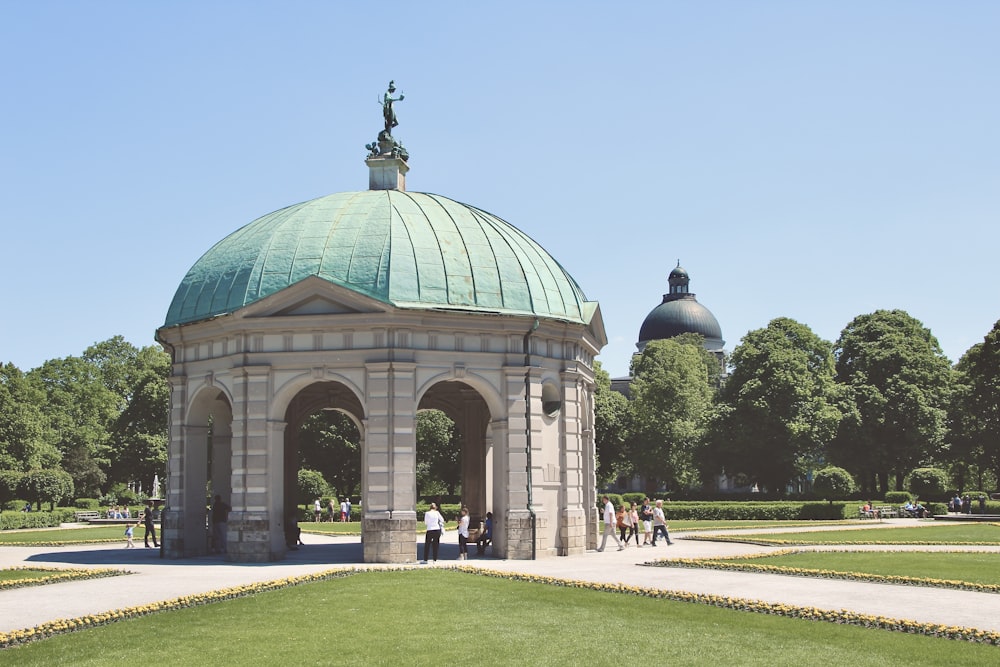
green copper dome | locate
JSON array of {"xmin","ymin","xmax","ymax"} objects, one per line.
[{"xmin": 164, "ymin": 190, "xmax": 592, "ymax": 328}]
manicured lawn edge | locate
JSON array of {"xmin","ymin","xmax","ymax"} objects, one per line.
[
  {"xmin": 683, "ymin": 535, "xmax": 1000, "ymax": 547},
  {"xmin": 5, "ymin": 564, "xmax": 1000, "ymax": 650},
  {"xmin": 0, "ymin": 566, "xmax": 370, "ymax": 649},
  {"xmin": 457, "ymin": 566, "xmax": 1000, "ymax": 646},
  {"xmin": 0, "ymin": 539, "xmax": 121, "ymax": 547},
  {"xmin": 647, "ymin": 549, "xmax": 1000, "ymax": 594},
  {"xmin": 0, "ymin": 567, "xmax": 130, "ymax": 591}
]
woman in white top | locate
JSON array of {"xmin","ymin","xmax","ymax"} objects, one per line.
[
  {"xmin": 457, "ymin": 507, "xmax": 471, "ymax": 560},
  {"xmin": 422, "ymin": 503, "xmax": 445, "ymax": 563}
]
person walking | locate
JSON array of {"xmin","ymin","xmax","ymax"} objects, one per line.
[
  {"xmin": 142, "ymin": 502, "xmax": 159, "ymax": 548},
  {"xmin": 651, "ymin": 499, "xmax": 674, "ymax": 546},
  {"xmin": 422, "ymin": 502, "xmax": 445, "ymax": 563},
  {"xmin": 640, "ymin": 498, "xmax": 654, "ymax": 546},
  {"xmin": 597, "ymin": 496, "xmax": 625, "ymax": 552},
  {"xmin": 124, "ymin": 521, "xmax": 135, "ymax": 548},
  {"xmin": 457, "ymin": 507, "xmax": 471, "ymax": 560},
  {"xmin": 618, "ymin": 503, "xmax": 631, "ymax": 544},
  {"xmin": 627, "ymin": 503, "xmax": 641, "ymax": 546}
]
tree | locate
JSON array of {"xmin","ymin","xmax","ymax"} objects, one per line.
[
  {"xmin": 907, "ymin": 467, "xmax": 949, "ymax": 499},
  {"xmin": 832, "ymin": 310, "xmax": 953, "ymax": 493},
  {"xmin": 0, "ymin": 363, "xmax": 59, "ymax": 472},
  {"xmin": 27, "ymin": 355, "xmax": 117, "ymax": 495},
  {"xmin": 593, "ymin": 361, "xmax": 631, "ymax": 487},
  {"xmin": 297, "ymin": 410, "xmax": 361, "ymax": 497},
  {"xmin": 951, "ymin": 320, "xmax": 1000, "ymax": 488},
  {"xmin": 20, "ymin": 469, "xmax": 74, "ymax": 511},
  {"xmin": 107, "ymin": 345, "xmax": 170, "ymax": 490},
  {"xmin": 416, "ymin": 409, "xmax": 461, "ymax": 496},
  {"xmin": 706, "ymin": 318, "xmax": 842, "ymax": 495},
  {"xmin": 629, "ymin": 338, "xmax": 715, "ymax": 493},
  {"xmin": 296, "ymin": 468, "xmax": 330, "ymax": 506},
  {"xmin": 812, "ymin": 466, "xmax": 857, "ymax": 502},
  {"xmin": 0, "ymin": 470, "xmax": 24, "ymax": 506}
]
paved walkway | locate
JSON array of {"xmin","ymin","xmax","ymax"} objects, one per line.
[{"xmin": 3, "ymin": 519, "xmax": 1000, "ymax": 636}]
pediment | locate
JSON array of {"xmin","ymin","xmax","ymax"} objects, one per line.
[{"xmin": 240, "ymin": 276, "xmax": 392, "ymax": 319}]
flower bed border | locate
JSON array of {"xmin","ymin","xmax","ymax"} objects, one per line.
[
  {"xmin": 458, "ymin": 566, "xmax": 1000, "ymax": 646},
  {"xmin": 0, "ymin": 566, "xmax": 130, "ymax": 591},
  {"xmin": 646, "ymin": 549, "xmax": 1000, "ymax": 594}
]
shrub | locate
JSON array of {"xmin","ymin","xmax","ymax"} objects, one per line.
[
  {"xmin": 73, "ymin": 498, "xmax": 100, "ymax": 510},
  {"xmin": 884, "ymin": 491, "xmax": 911, "ymax": 504},
  {"xmin": 908, "ymin": 467, "xmax": 949, "ymax": 498},
  {"xmin": 812, "ymin": 467, "xmax": 856, "ymax": 501},
  {"xmin": 297, "ymin": 469, "xmax": 330, "ymax": 506}
]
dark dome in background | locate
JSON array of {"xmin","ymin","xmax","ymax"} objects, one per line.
[{"xmin": 636, "ymin": 263, "xmax": 724, "ymax": 353}]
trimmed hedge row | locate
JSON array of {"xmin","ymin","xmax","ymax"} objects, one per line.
[{"xmin": 0, "ymin": 510, "xmax": 74, "ymax": 530}]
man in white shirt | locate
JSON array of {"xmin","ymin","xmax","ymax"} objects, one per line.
[
  {"xmin": 597, "ymin": 495, "xmax": 626, "ymax": 552},
  {"xmin": 651, "ymin": 499, "xmax": 674, "ymax": 546}
]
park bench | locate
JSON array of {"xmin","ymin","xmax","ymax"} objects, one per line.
[
  {"xmin": 74, "ymin": 511, "xmax": 100, "ymax": 522},
  {"xmin": 875, "ymin": 505, "xmax": 898, "ymax": 518}
]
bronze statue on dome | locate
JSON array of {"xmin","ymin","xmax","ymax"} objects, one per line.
[{"xmin": 382, "ymin": 80, "xmax": 404, "ymax": 134}]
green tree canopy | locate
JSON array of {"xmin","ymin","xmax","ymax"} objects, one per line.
[
  {"xmin": 20, "ymin": 468, "xmax": 74, "ymax": 511},
  {"xmin": 907, "ymin": 466, "xmax": 949, "ymax": 498},
  {"xmin": 832, "ymin": 310, "xmax": 953, "ymax": 493},
  {"xmin": 297, "ymin": 410, "xmax": 361, "ymax": 497},
  {"xmin": 706, "ymin": 317, "xmax": 842, "ymax": 495},
  {"xmin": 0, "ymin": 362, "xmax": 59, "ymax": 472},
  {"xmin": 812, "ymin": 466, "xmax": 857, "ymax": 501},
  {"xmin": 950, "ymin": 320, "xmax": 1000, "ymax": 488},
  {"xmin": 416, "ymin": 409, "xmax": 461, "ymax": 496},
  {"xmin": 593, "ymin": 360, "xmax": 631, "ymax": 487},
  {"xmin": 629, "ymin": 338, "xmax": 715, "ymax": 493},
  {"xmin": 296, "ymin": 468, "xmax": 330, "ymax": 506}
]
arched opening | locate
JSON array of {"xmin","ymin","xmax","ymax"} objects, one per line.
[
  {"xmin": 418, "ymin": 381, "xmax": 492, "ymax": 532},
  {"xmin": 179, "ymin": 388, "xmax": 233, "ymax": 557},
  {"xmin": 283, "ymin": 381, "xmax": 364, "ymax": 543}
]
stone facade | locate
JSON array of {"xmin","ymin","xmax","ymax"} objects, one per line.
[{"xmin": 157, "ymin": 277, "xmax": 604, "ymax": 563}]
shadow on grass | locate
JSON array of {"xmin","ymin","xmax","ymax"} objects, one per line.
[{"xmin": 23, "ymin": 538, "xmax": 480, "ymax": 568}]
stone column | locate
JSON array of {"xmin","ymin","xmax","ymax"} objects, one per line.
[
  {"xmin": 500, "ymin": 365, "xmax": 542, "ymax": 559},
  {"xmin": 558, "ymin": 370, "xmax": 588, "ymax": 555},
  {"xmin": 227, "ymin": 366, "xmax": 280, "ymax": 562},
  {"xmin": 362, "ymin": 361, "xmax": 417, "ymax": 563},
  {"xmin": 163, "ymin": 376, "xmax": 188, "ymax": 559}
]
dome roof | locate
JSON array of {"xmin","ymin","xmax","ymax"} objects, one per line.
[
  {"xmin": 637, "ymin": 264, "xmax": 723, "ymax": 350},
  {"xmin": 164, "ymin": 190, "xmax": 592, "ymax": 328},
  {"xmin": 638, "ymin": 296, "xmax": 723, "ymax": 344}
]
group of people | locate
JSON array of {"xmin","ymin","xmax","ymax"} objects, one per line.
[
  {"xmin": 950, "ymin": 493, "xmax": 988, "ymax": 514},
  {"xmin": 598, "ymin": 496, "xmax": 673, "ymax": 552},
  {"xmin": 314, "ymin": 497, "xmax": 353, "ymax": 522},
  {"xmin": 123, "ymin": 501, "xmax": 160, "ymax": 549},
  {"xmin": 421, "ymin": 504, "xmax": 493, "ymax": 563},
  {"xmin": 902, "ymin": 500, "xmax": 929, "ymax": 518},
  {"xmin": 106, "ymin": 505, "xmax": 131, "ymax": 519}
]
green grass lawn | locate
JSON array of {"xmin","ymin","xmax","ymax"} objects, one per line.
[
  {"xmin": 0, "ymin": 569, "xmax": 62, "ymax": 583},
  {"xmin": 714, "ymin": 523, "xmax": 1000, "ymax": 545},
  {"xmin": 0, "ymin": 527, "xmax": 125, "ymax": 544},
  {"xmin": 672, "ymin": 519, "xmax": 852, "ymax": 531},
  {"xmin": 4, "ymin": 569, "xmax": 998, "ymax": 666},
  {"xmin": 746, "ymin": 550, "xmax": 1000, "ymax": 585}
]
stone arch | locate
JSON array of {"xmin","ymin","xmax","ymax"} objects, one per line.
[
  {"xmin": 178, "ymin": 385, "xmax": 233, "ymax": 557},
  {"xmin": 417, "ymin": 378, "xmax": 495, "ymax": 534},
  {"xmin": 281, "ymin": 380, "xmax": 366, "ymax": 534}
]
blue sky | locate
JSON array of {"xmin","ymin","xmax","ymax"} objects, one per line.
[{"xmin": 2, "ymin": 2, "xmax": 997, "ymax": 378}]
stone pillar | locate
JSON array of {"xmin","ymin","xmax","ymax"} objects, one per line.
[
  {"xmin": 163, "ymin": 376, "xmax": 187, "ymax": 559},
  {"xmin": 181, "ymin": 424, "xmax": 209, "ymax": 557},
  {"xmin": 227, "ymin": 366, "xmax": 281, "ymax": 562},
  {"xmin": 558, "ymin": 370, "xmax": 588, "ymax": 555},
  {"xmin": 500, "ymin": 365, "xmax": 542, "ymax": 559},
  {"xmin": 362, "ymin": 361, "xmax": 418, "ymax": 563}
]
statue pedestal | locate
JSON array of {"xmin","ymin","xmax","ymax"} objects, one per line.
[{"xmin": 366, "ymin": 155, "xmax": 409, "ymax": 191}]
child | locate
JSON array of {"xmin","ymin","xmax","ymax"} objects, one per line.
[{"xmin": 125, "ymin": 522, "xmax": 135, "ymax": 549}]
